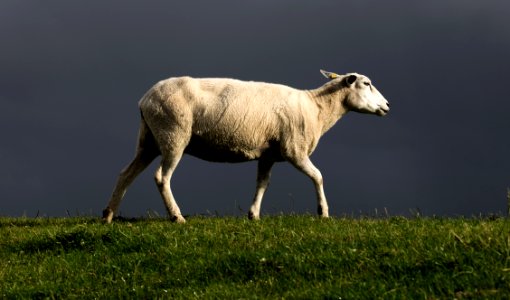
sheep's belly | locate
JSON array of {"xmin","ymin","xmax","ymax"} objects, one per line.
[{"xmin": 184, "ymin": 134, "xmax": 274, "ymax": 163}]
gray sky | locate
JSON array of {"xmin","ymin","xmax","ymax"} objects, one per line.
[{"xmin": 1, "ymin": 1, "xmax": 509, "ymax": 217}]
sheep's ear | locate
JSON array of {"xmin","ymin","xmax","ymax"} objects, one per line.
[
  {"xmin": 320, "ymin": 69, "xmax": 340, "ymax": 80},
  {"xmin": 345, "ymin": 74, "xmax": 357, "ymax": 85}
]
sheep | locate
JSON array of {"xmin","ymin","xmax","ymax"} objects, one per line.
[{"xmin": 103, "ymin": 70, "xmax": 390, "ymax": 223}]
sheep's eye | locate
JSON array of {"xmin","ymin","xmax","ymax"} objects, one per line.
[{"xmin": 363, "ymin": 82, "xmax": 370, "ymax": 86}]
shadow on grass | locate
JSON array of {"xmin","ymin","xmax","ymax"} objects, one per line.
[{"xmin": 10, "ymin": 229, "xmax": 113, "ymax": 253}]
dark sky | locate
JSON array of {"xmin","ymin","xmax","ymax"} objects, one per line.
[{"xmin": 1, "ymin": 1, "xmax": 509, "ymax": 217}]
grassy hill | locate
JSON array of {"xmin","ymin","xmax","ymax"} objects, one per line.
[{"xmin": 1, "ymin": 216, "xmax": 509, "ymax": 299}]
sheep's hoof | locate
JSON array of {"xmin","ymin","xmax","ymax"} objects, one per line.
[
  {"xmin": 171, "ymin": 215, "xmax": 186, "ymax": 224},
  {"xmin": 317, "ymin": 205, "xmax": 329, "ymax": 218},
  {"xmin": 318, "ymin": 212, "xmax": 330, "ymax": 219},
  {"xmin": 248, "ymin": 211, "xmax": 260, "ymax": 220},
  {"xmin": 102, "ymin": 208, "xmax": 114, "ymax": 224}
]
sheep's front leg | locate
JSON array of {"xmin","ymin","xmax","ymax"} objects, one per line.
[
  {"xmin": 248, "ymin": 158, "xmax": 275, "ymax": 220},
  {"xmin": 290, "ymin": 157, "xmax": 329, "ymax": 218}
]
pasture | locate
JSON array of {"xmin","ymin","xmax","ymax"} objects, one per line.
[{"xmin": 1, "ymin": 216, "xmax": 509, "ymax": 299}]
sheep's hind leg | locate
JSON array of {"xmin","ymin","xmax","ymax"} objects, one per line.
[
  {"xmin": 103, "ymin": 119, "xmax": 159, "ymax": 223},
  {"xmin": 289, "ymin": 157, "xmax": 329, "ymax": 218},
  {"xmin": 103, "ymin": 150, "xmax": 158, "ymax": 223},
  {"xmin": 248, "ymin": 158, "xmax": 275, "ymax": 220},
  {"xmin": 155, "ymin": 151, "xmax": 186, "ymax": 223}
]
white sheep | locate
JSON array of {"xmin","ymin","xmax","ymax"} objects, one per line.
[{"xmin": 103, "ymin": 70, "xmax": 390, "ymax": 223}]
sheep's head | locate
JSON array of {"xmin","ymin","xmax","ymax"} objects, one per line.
[{"xmin": 320, "ymin": 70, "xmax": 390, "ymax": 116}]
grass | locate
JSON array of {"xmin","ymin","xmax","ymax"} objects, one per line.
[{"xmin": 0, "ymin": 216, "xmax": 509, "ymax": 299}]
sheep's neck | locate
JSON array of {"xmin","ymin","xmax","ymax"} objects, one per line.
[{"xmin": 306, "ymin": 88, "xmax": 348, "ymax": 136}]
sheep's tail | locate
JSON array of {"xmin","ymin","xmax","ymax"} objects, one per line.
[{"xmin": 136, "ymin": 110, "xmax": 161, "ymax": 157}]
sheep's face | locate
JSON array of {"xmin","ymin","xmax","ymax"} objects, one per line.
[{"xmin": 343, "ymin": 73, "xmax": 390, "ymax": 116}]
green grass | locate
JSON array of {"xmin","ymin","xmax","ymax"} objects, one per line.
[{"xmin": 1, "ymin": 216, "xmax": 509, "ymax": 299}]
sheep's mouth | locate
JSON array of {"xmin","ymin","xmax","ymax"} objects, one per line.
[{"xmin": 377, "ymin": 108, "xmax": 389, "ymax": 116}]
